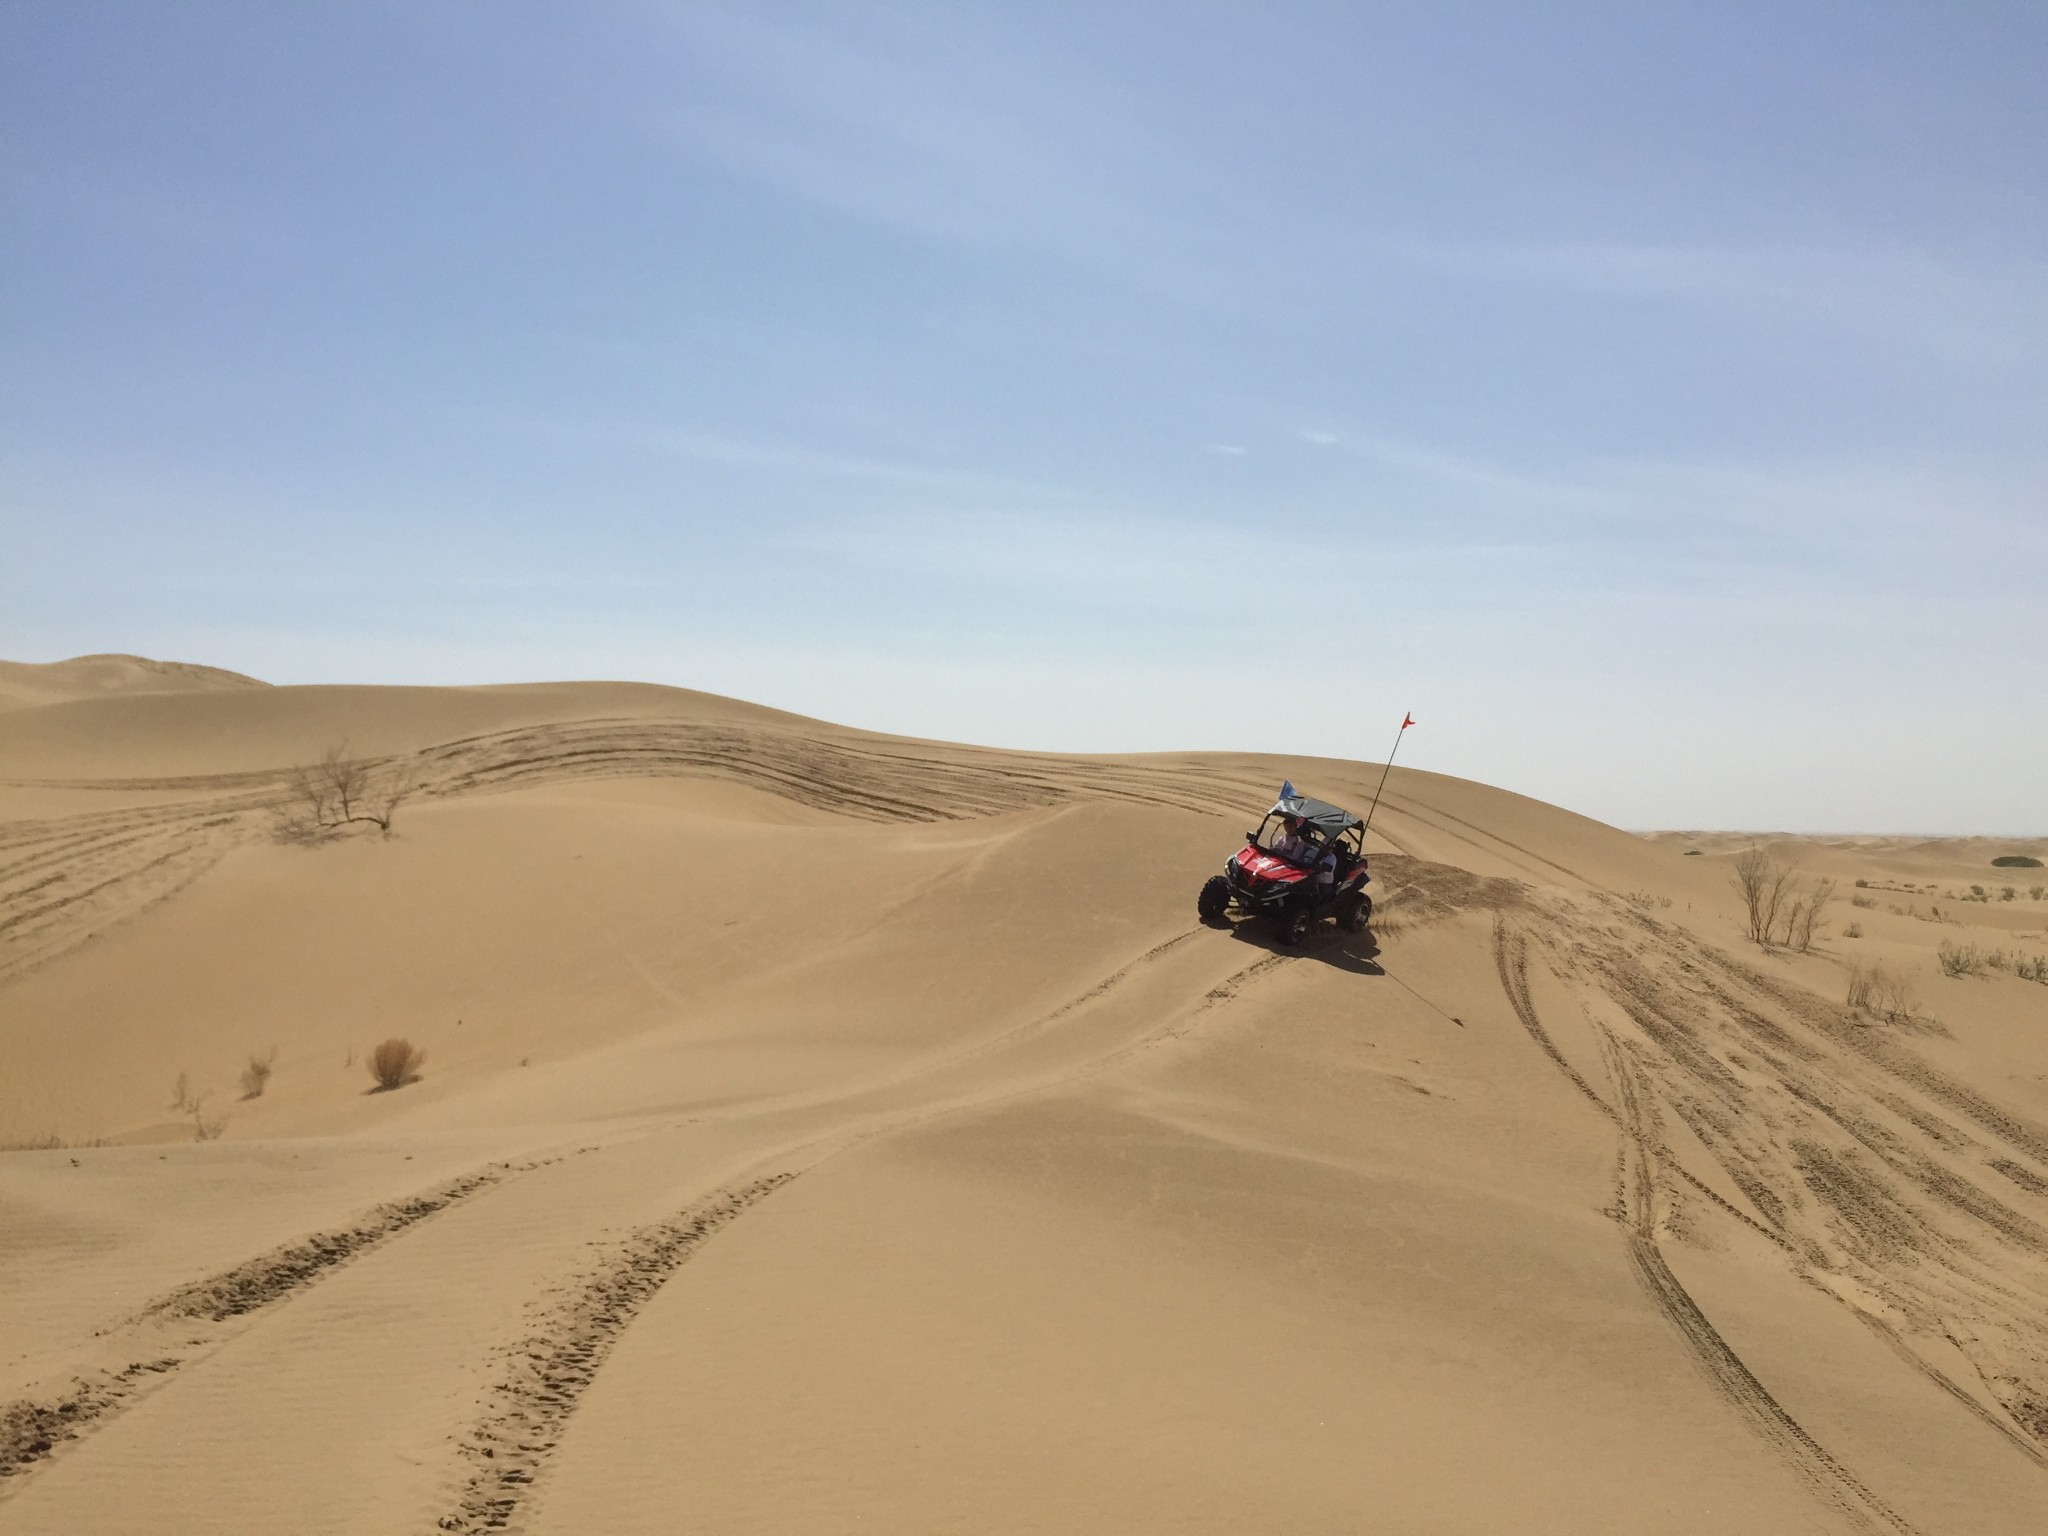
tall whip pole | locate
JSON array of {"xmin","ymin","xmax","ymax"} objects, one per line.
[{"xmin": 1358, "ymin": 712, "xmax": 1414, "ymax": 845}]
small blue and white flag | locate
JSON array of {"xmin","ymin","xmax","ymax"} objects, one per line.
[{"xmin": 1278, "ymin": 779, "xmax": 1298, "ymax": 803}]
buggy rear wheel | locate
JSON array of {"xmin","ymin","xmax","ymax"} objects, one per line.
[
  {"xmin": 1339, "ymin": 890, "xmax": 1372, "ymax": 933},
  {"xmin": 1197, "ymin": 875, "xmax": 1230, "ymax": 924}
]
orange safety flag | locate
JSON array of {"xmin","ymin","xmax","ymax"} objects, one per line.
[{"xmin": 1402, "ymin": 713, "xmax": 1415, "ymax": 729}]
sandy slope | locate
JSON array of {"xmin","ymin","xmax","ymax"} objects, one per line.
[
  {"xmin": 0, "ymin": 654, "xmax": 269, "ymax": 713},
  {"xmin": 2, "ymin": 671, "xmax": 2044, "ymax": 1533}
]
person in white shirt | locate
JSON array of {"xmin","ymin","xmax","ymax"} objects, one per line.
[{"xmin": 1277, "ymin": 816, "xmax": 1338, "ymax": 891}]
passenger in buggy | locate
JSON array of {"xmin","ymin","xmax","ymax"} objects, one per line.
[{"xmin": 1275, "ymin": 817, "xmax": 1338, "ymax": 889}]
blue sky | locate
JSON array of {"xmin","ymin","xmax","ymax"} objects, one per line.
[{"xmin": 4, "ymin": 2, "xmax": 2043, "ymax": 831}]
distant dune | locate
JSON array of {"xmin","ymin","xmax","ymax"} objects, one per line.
[
  {"xmin": 0, "ymin": 653, "xmax": 270, "ymax": 712},
  {"xmin": 1, "ymin": 657, "xmax": 2043, "ymax": 1534}
]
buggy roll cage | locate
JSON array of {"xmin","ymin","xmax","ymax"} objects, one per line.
[{"xmin": 1249, "ymin": 793, "xmax": 1366, "ymax": 866}]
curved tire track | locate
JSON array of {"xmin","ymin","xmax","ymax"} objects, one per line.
[
  {"xmin": 438, "ymin": 1175, "xmax": 796, "ymax": 1535},
  {"xmin": 1497, "ymin": 921, "xmax": 1921, "ymax": 1534}
]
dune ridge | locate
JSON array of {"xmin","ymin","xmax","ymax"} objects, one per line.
[
  {"xmin": 2, "ymin": 667, "xmax": 2044, "ymax": 1533},
  {"xmin": 0, "ymin": 654, "xmax": 269, "ymax": 713}
]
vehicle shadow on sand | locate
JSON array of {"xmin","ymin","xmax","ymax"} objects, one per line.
[{"xmin": 1214, "ymin": 917, "xmax": 1384, "ymax": 976}]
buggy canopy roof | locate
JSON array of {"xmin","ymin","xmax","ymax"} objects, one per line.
[{"xmin": 1269, "ymin": 792, "xmax": 1361, "ymax": 836}]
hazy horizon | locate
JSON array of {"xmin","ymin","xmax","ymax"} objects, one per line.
[{"xmin": 5, "ymin": 4, "xmax": 2044, "ymax": 834}]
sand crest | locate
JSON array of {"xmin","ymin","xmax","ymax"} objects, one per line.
[{"xmin": 2, "ymin": 668, "xmax": 2044, "ymax": 1532}]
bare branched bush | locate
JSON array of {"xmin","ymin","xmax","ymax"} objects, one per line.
[
  {"xmin": 1874, "ymin": 966, "xmax": 1918, "ymax": 1023},
  {"xmin": 1732, "ymin": 848, "xmax": 1809, "ymax": 947},
  {"xmin": 239, "ymin": 1049, "xmax": 276, "ymax": 1100},
  {"xmin": 368, "ymin": 1038, "xmax": 424, "ymax": 1091},
  {"xmin": 1845, "ymin": 963, "xmax": 1876, "ymax": 1011},
  {"xmin": 191, "ymin": 1107, "xmax": 226, "ymax": 1141},
  {"xmin": 278, "ymin": 744, "xmax": 420, "ymax": 841},
  {"xmin": 1846, "ymin": 960, "xmax": 1917, "ymax": 1023},
  {"xmin": 1733, "ymin": 848, "xmax": 1780, "ymax": 945},
  {"xmin": 1784, "ymin": 878, "xmax": 1835, "ymax": 953},
  {"xmin": 169, "ymin": 1072, "xmax": 201, "ymax": 1114},
  {"xmin": 1938, "ymin": 940, "xmax": 1986, "ymax": 978},
  {"xmin": 1844, "ymin": 921, "xmax": 1862, "ymax": 938}
]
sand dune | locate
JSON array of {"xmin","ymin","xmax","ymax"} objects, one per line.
[
  {"xmin": 0, "ymin": 654, "xmax": 269, "ymax": 713},
  {"xmin": 3, "ymin": 668, "xmax": 2044, "ymax": 1532}
]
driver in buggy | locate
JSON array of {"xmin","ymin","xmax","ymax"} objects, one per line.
[{"xmin": 1275, "ymin": 815, "xmax": 1339, "ymax": 892}]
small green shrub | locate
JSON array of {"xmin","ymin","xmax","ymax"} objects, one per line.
[
  {"xmin": 1851, "ymin": 895, "xmax": 1876, "ymax": 909},
  {"xmin": 1990, "ymin": 855, "xmax": 2042, "ymax": 868}
]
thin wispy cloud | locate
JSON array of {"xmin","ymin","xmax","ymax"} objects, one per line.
[
  {"xmin": 661, "ymin": 9, "xmax": 1183, "ymax": 262},
  {"xmin": 6, "ymin": 4, "xmax": 2044, "ymax": 829},
  {"xmin": 1431, "ymin": 240, "xmax": 2048, "ymax": 367}
]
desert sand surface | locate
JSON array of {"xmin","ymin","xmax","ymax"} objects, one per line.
[{"xmin": 2, "ymin": 656, "xmax": 2044, "ymax": 1534}]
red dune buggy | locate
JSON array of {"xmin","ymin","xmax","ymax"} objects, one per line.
[{"xmin": 1197, "ymin": 788, "xmax": 1372, "ymax": 945}]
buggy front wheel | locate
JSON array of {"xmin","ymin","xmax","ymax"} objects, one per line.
[
  {"xmin": 1277, "ymin": 909, "xmax": 1310, "ymax": 946},
  {"xmin": 1197, "ymin": 875, "xmax": 1230, "ymax": 923}
]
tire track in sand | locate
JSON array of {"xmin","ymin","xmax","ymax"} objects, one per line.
[
  {"xmin": 1491, "ymin": 917, "xmax": 1613, "ymax": 1118},
  {"xmin": 0, "ymin": 1159, "xmax": 550, "ymax": 1488},
  {"xmin": 437, "ymin": 1176, "xmax": 795, "ymax": 1535},
  {"xmin": 430, "ymin": 931, "xmax": 1293, "ymax": 1533},
  {"xmin": 1497, "ymin": 925, "xmax": 1921, "ymax": 1535}
]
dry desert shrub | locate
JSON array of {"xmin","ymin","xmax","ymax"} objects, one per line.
[
  {"xmin": 1733, "ymin": 848, "xmax": 1797, "ymax": 945},
  {"xmin": 368, "ymin": 1037, "xmax": 424, "ymax": 1091},
  {"xmin": 1731, "ymin": 849, "xmax": 1832, "ymax": 950},
  {"xmin": 1846, "ymin": 961, "xmax": 1917, "ymax": 1023},
  {"xmin": 1784, "ymin": 878, "xmax": 1836, "ymax": 953},
  {"xmin": 1, "ymin": 1133, "xmax": 106, "ymax": 1152},
  {"xmin": 239, "ymin": 1049, "xmax": 276, "ymax": 1100},
  {"xmin": 2017, "ymin": 953, "xmax": 2048, "ymax": 984},
  {"xmin": 278, "ymin": 744, "xmax": 419, "ymax": 842},
  {"xmin": 1937, "ymin": 940, "xmax": 1986, "ymax": 978},
  {"xmin": 1851, "ymin": 894, "xmax": 1877, "ymax": 909},
  {"xmin": 1844, "ymin": 921, "xmax": 1863, "ymax": 938}
]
